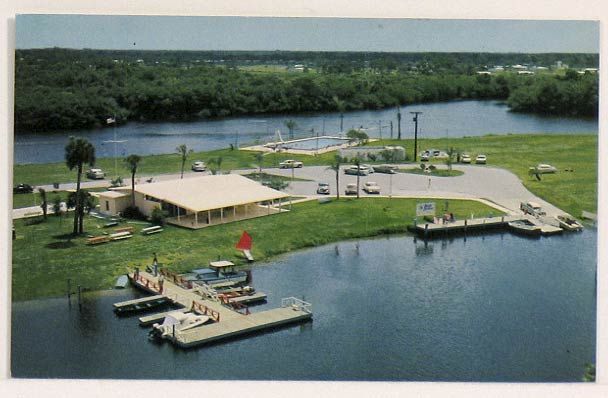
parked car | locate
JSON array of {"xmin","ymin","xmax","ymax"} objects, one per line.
[
  {"xmin": 191, "ymin": 161, "xmax": 207, "ymax": 172},
  {"xmin": 279, "ymin": 159, "xmax": 303, "ymax": 168},
  {"xmin": 86, "ymin": 168, "xmax": 105, "ymax": 179},
  {"xmin": 420, "ymin": 153, "xmax": 430, "ymax": 162},
  {"xmin": 345, "ymin": 183, "xmax": 358, "ymax": 195},
  {"xmin": 363, "ymin": 181, "xmax": 381, "ymax": 194},
  {"xmin": 534, "ymin": 164, "xmax": 557, "ymax": 174},
  {"xmin": 475, "ymin": 154, "xmax": 487, "ymax": 164},
  {"xmin": 373, "ymin": 164, "xmax": 398, "ymax": 174},
  {"xmin": 316, "ymin": 182, "xmax": 330, "ymax": 195},
  {"xmin": 460, "ymin": 154, "xmax": 471, "ymax": 164},
  {"xmin": 362, "ymin": 164, "xmax": 374, "ymax": 173},
  {"xmin": 520, "ymin": 201, "xmax": 546, "ymax": 217},
  {"xmin": 344, "ymin": 165, "xmax": 370, "ymax": 176},
  {"xmin": 13, "ymin": 183, "xmax": 33, "ymax": 194}
]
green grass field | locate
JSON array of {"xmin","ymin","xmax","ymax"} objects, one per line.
[{"xmin": 12, "ymin": 198, "xmax": 499, "ymax": 301}]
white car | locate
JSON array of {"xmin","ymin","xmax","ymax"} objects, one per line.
[
  {"xmin": 86, "ymin": 168, "xmax": 105, "ymax": 179},
  {"xmin": 191, "ymin": 161, "xmax": 207, "ymax": 172},
  {"xmin": 279, "ymin": 159, "xmax": 303, "ymax": 169},
  {"xmin": 345, "ymin": 183, "xmax": 358, "ymax": 195},
  {"xmin": 316, "ymin": 182, "xmax": 330, "ymax": 195},
  {"xmin": 373, "ymin": 164, "xmax": 398, "ymax": 174},
  {"xmin": 344, "ymin": 165, "xmax": 370, "ymax": 176},
  {"xmin": 475, "ymin": 154, "xmax": 487, "ymax": 164},
  {"xmin": 460, "ymin": 154, "xmax": 471, "ymax": 164},
  {"xmin": 363, "ymin": 181, "xmax": 380, "ymax": 194},
  {"xmin": 534, "ymin": 164, "xmax": 557, "ymax": 174}
]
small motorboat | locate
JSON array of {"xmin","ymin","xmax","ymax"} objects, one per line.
[
  {"xmin": 150, "ymin": 311, "xmax": 211, "ymax": 340},
  {"xmin": 115, "ymin": 275, "xmax": 129, "ymax": 289},
  {"xmin": 508, "ymin": 220, "xmax": 542, "ymax": 237},
  {"xmin": 556, "ymin": 215, "xmax": 584, "ymax": 231}
]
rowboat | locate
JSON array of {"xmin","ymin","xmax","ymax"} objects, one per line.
[
  {"xmin": 508, "ymin": 220, "xmax": 542, "ymax": 237},
  {"xmin": 556, "ymin": 215, "xmax": 584, "ymax": 231}
]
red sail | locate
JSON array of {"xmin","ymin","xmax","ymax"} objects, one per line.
[{"xmin": 235, "ymin": 231, "xmax": 252, "ymax": 251}]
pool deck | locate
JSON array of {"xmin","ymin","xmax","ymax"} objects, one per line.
[
  {"xmin": 240, "ymin": 136, "xmax": 377, "ymax": 155},
  {"xmin": 122, "ymin": 270, "xmax": 312, "ymax": 348}
]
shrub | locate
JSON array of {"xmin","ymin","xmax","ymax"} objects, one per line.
[
  {"xmin": 122, "ymin": 206, "xmax": 146, "ymax": 220},
  {"xmin": 150, "ymin": 207, "xmax": 168, "ymax": 226}
]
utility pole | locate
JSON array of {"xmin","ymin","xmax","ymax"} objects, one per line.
[
  {"xmin": 397, "ymin": 107, "xmax": 402, "ymax": 140},
  {"xmin": 410, "ymin": 111, "xmax": 423, "ymax": 162},
  {"xmin": 378, "ymin": 120, "xmax": 382, "ymax": 141},
  {"xmin": 390, "ymin": 121, "xmax": 393, "ymax": 139}
]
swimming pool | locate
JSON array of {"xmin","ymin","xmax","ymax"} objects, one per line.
[{"xmin": 279, "ymin": 136, "xmax": 350, "ymax": 150}]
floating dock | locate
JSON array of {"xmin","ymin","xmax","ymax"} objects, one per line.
[
  {"xmin": 113, "ymin": 294, "xmax": 171, "ymax": 314},
  {"xmin": 412, "ymin": 215, "xmax": 562, "ymax": 238},
  {"xmin": 118, "ymin": 270, "xmax": 311, "ymax": 347}
]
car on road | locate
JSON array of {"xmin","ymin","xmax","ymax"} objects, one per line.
[
  {"xmin": 520, "ymin": 201, "xmax": 546, "ymax": 217},
  {"xmin": 475, "ymin": 154, "xmax": 487, "ymax": 164},
  {"xmin": 279, "ymin": 159, "xmax": 303, "ymax": 169},
  {"xmin": 316, "ymin": 182, "xmax": 330, "ymax": 195},
  {"xmin": 344, "ymin": 165, "xmax": 371, "ymax": 176},
  {"xmin": 373, "ymin": 164, "xmax": 398, "ymax": 174},
  {"xmin": 86, "ymin": 168, "xmax": 105, "ymax": 179},
  {"xmin": 363, "ymin": 181, "xmax": 381, "ymax": 194},
  {"xmin": 460, "ymin": 154, "xmax": 471, "ymax": 164},
  {"xmin": 533, "ymin": 164, "xmax": 557, "ymax": 174},
  {"xmin": 191, "ymin": 161, "xmax": 207, "ymax": 172},
  {"xmin": 13, "ymin": 183, "xmax": 33, "ymax": 194},
  {"xmin": 345, "ymin": 183, "xmax": 358, "ymax": 195}
]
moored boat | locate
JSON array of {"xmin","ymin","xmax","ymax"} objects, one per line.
[
  {"xmin": 556, "ymin": 215, "xmax": 584, "ymax": 231},
  {"xmin": 190, "ymin": 260, "xmax": 250, "ymax": 287},
  {"xmin": 508, "ymin": 220, "xmax": 542, "ymax": 237},
  {"xmin": 150, "ymin": 311, "xmax": 211, "ymax": 340}
]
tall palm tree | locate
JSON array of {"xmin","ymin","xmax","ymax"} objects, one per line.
[
  {"xmin": 65, "ymin": 137, "xmax": 96, "ymax": 234},
  {"xmin": 326, "ymin": 154, "xmax": 343, "ymax": 200},
  {"xmin": 353, "ymin": 156, "xmax": 362, "ymax": 199},
  {"xmin": 176, "ymin": 144, "xmax": 193, "ymax": 179},
  {"xmin": 124, "ymin": 154, "xmax": 142, "ymax": 207},
  {"xmin": 284, "ymin": 120, "xmax": 297, "ymax": 140},
  {"xmin": 396, "ymin": 105, "xmax": 402, "ymax": 140},
  {"xmin": 333, "ymin": 96, "xmax": 346, "ymax": 132},
  {"xmin": 38, "ymin": 188, "xmax": 47, "ymax": 220}
]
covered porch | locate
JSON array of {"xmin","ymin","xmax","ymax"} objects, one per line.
[{"xmin": 166, "ymin": 199, "xmax": 291, "ymax": 230}]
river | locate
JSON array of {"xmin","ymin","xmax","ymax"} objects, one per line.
[
  {"xmin": 13, "ymin": 100, "xmax": 597, "ymax": 164},
  {"xmin": 11, "ymin": 229, "xmax": 596, "ymax": 381}
]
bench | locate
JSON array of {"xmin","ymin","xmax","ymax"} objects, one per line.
[
  {"xmin": 114, "ymin": 226, "xmax": 134, "ymax": 234},
  {"xmin": 23, "ymin": 211, "xmax": 43, "ymax": 218},
  {"xmin": 87, "ymin": 236, "xmax": 110, "ymax": 245},
  {"xmin": 142, "ymin": 226, "xmax": 163, "ymax": 235},
  {"xmin": 110, "ymin": 231, "xmax": 133, "ymax": 241},
  {"xmin": 103, "ymin": 221, "xmax": 119, "ymax": 228}
]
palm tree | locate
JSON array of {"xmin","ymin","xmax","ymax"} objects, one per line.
[
  {"xmin": 124, "ymin": 154, "xmax": 142, "ymax": 207},
  {"xmin": 333, "ymin": 96, "xmax": 346, "ymax": 132},
  {"xmin": 284, "ymin": 120, "xmax": 297, "ymax": 140},
  {"xmin": 353, "ymin": 156, "xmax": 362, "ymax": 199},
  {"xmin": 255, "ymin": 152, "xmax": 264, "ymax": 175},
  {"xmin": 176, "ymin": 144, "xmax": 193, "ymax": 179},
  {"xmin": 326, "ymin": 154, "xmax": 343, "ymax": 200},
  {"xmin": 208, "ymin": 156, "xmax": 224, "ymax": 175},
  {"xmin": 445, "ymin": 147, "xmax": 456, "ymax": 172},
  {"xmin": 396, "ymin": 105, "xmax": 402, "ymax": 140},
  {"xmin": 38, "ymin": 188, "xmax": 47, "ymax": 220},
  {"xmin": 65, "ymin": 137, "xmax": 96, "ymax": 234}
]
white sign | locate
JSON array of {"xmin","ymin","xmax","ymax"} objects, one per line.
[{"xmin": 416, "ymin": 202, "xmax": 436, "ymax": 217}]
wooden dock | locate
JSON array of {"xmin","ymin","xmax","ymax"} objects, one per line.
[
  {"xmin": 413, "ymin": 215, "xmax": 562, "ymax": 237},
  {"xmin": 227, "ymin": 291, "xmax": 267, "ymax": 304},
  {"xmin": 120, "ymin": 270, "xmax": 312, "ymax": 347},
  {"xmin": 113, "ymin": 294, "xmax": 168, "ymax": 309}
]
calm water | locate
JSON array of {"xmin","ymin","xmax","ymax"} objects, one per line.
[
  {"xmin": 14, "ymin": 100, "xmax": 597, "ymax": 164},
  {"xmin": 11, "ymin": 229, "xmax": 596, "ymax": 381}
]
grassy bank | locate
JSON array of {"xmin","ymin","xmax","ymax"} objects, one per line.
[{"xmin": 12, "ymin": 198, "xmax": 499, "ymax": 301}]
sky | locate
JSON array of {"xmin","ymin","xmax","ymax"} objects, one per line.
[{"xmin": 15, "ymin": 15, "xmax": 599, "ymax": 53}]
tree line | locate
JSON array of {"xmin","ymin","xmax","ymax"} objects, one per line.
[{"xmin": 14, "ymin": 49, "xmax": 598, "ymax": 132}]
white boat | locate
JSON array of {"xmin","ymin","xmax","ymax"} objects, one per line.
[
  {"xmin": 556, "ymin": 215, "xmax": 583, "ymax": 231},
  {"xmin": 508, "ymin": 220, "xmax": 542, "ymax": 237},
  {"xmin": 151, "ymin": 311, "xmax": 210, "ymax": 339}
]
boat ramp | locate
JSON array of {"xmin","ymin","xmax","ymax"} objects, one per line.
[{"xmin": 116, "ymin": 269, "xmax": 312, "ymax": 348}]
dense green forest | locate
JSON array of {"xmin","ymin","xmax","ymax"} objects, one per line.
[{"xmin": 14, "ymin": 49, "xmax": 598, "ymax": 132}]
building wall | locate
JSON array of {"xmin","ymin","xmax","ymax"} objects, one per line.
[
  {"xmin": 98, "ymin": 195, "xmax": 130, "ymax": 216},
  {"xmin": 135, "ymin": 191, "xmax": 162, "ymax": 217}
]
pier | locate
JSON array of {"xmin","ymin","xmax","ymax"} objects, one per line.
[
  {"xmin": 413, "ymin": 215, "xmax": 563, "ymax": 237},
  {"xmin": 120, "ymin": 269, "xmax": 311, "ymax": 347}
]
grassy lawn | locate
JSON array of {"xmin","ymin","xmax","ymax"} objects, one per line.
[
  {"xmin": 372, "ymin": 134, "xmax": 597, "ymax": 217},
  {"xmin": 12, "ymin": 197, "xmax": 499, "ymax": 301},
  {"xmin": 12, "ymin": 134, "xmax": 596, "ymax": 219},
  {"xmin": 398, "ymin": 167, "xmax": 464, "ymax": 177}
]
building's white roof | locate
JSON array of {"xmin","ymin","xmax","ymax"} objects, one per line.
[
  {"xmin": 125, "ymin": 174, "xmax": 289, "ymax": 212},
  {"xmin": 98, "ymin": 190, "xmax": 129, "ymax": 199}
]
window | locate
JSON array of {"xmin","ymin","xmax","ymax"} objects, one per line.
[{"xmin": 105, "ymin": 201, "xmax": 110, "ymax": 211}]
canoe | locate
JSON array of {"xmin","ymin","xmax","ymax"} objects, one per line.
[{"xmin": 115, "ymin": 275, "xmax": 129, "ymax": 288}]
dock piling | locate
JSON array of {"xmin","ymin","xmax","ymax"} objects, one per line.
[{"xmin": 77, "ymin": 285, "xmax": 82, "ymax": 311}]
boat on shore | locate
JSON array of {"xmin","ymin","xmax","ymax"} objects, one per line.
[
  {"xmin": 556, "ymin": 215, "xmax": 584, "ymax": 231},
  {"xmin": 508, "ymin": 220, "xmax": 542, "ymax": 237}
]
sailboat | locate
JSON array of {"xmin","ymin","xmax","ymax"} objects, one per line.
[{"xmin": 236, "ymin": 231, "xmax": 254, "ymax": 262}]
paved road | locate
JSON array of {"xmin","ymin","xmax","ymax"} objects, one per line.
[{"xmin": 13, "ymin": 164, "xmax": 568, "ymax": 220}]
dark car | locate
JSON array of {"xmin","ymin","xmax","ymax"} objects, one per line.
[{"xmin": 13, "ymin": 184, "xmax": 34, "ymax": 194}]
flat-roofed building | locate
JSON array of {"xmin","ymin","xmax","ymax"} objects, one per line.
[{"xmin": 98, "ymin": 174, "xmax": 290, "ymax": 229}]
